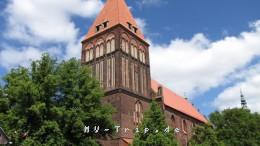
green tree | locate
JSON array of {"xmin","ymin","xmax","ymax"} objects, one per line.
[
  {"xmin": 189, "ymin": 124, "xmax": 225, "ymax": 146},
  {"xmin": 189, "ymin": 108, "xmax": 260, "ymax": 146},
  {"xmin": 210, "ymin": 108, "xmax": 260, "ymax": 146},
  {"xmin": 0, "ymin": 54, "xmax": 115, "ymax": 146},
  {"xmin": 0, "ymin": 87, "xmax": 9, "ymax": 113},
  {"xmin": 132, "ymin": 101, "xmax": 178, "ymax": 146}
]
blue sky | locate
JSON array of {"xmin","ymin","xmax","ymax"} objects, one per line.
[{"xmin": 1, "ymin": 0, "xmax": 260, "ymax": 116}]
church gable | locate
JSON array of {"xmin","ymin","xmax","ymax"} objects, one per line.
[{"xmin": 84, "ymin": 0, "xmax": 144, "ymax": 41}]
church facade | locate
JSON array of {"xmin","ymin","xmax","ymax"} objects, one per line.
[{"xmin": 81, "ymin": 0, "xmax": 207, "ymax": 146}]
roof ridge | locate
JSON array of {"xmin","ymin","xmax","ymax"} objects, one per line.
[{"xmin": 151, "ymin": 79, "xmax": 208, "ymax": 123}]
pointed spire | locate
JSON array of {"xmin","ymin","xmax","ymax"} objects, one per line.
[
  {"xmin": 84, "ymin": 0, "xmax": 145, "ymax": 41},
  {"xmin": 240, "ymin": 88, "xmax": 248, "ymax": 109},
  {"xmin": 184, "ymin": 92, "xmax": 188, "ymax": 100}
]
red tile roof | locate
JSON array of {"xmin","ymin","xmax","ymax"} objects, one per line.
[
  {"xmin": 151, "ymin": 80, "xmax": 208, "ymax": 123},
  {"xmin": 84, "ymin": 0, "xmax": 145, "ymax": 41}
]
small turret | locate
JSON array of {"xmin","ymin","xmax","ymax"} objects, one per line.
[{"xmin": 240, "ymin": 89, "xmax": 248, "ymax": 109}]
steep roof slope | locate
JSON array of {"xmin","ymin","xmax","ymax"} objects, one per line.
[
  {"xmin": 84, "ymin": 0, "xmax": 144, "ymax": 40},
  {"xmin": 151, "ymin": 80, "xmax": 208, "ymax": 123}
]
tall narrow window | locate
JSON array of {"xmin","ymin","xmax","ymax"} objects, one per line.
[
  {"xmin": 139, "ymin": 49, "xmax": 146, "ymax": 63},
  {"xmin": 85, "ymin": 49, "xmax": 94, "ymax": 62},
  {"xmin": 183, "ymin": 120, "xmax": 188, "ymax": 133},
  {"xmin": 125, "ymin": 58, "xmax": 129, "ymax": 88},
  {"xmin": 143, "ymin": 68, "xmax": 147, "ymax": 96},
  {"xmin": 84, "ymin": 44, "xmax": 94, "ymax": 62},
  {"xmin": 131, "ymin": 45, "xmax": 134, "ymax": 57},
  {"xmin": 121, "ymin": 39, "xmax": 129, "ymax": 54},
  {"xmin": 100, "ymin": 44, "xmax": 104, "ymax": 57},
  {"xmin": 134, "ymin": 101, "xmax": 143, "ymax": 125},
  {"xmin": 111, "ymin": 39, "xmax": 115, "ymax": 52},
  {"xmin": 90, "ymin": 49, "xmax": 93, "ymax": 60},
  {"xmin": 139, "ymin": 50, "xmax": 142, "ymax": 62},
  {"xmin": 121, "ymin": 34, "xmax": 130, "ymax": 54},
  {"xmin": 143, "ymin": 52, "xmax": 146, "ymax": 63},
  {"xmin": 171, "ymin": 115, "xmax": 176, "ymax": 128},
  {"xmin": 100, "ymin": 61, "xmax": 104, "ymax": 87},
  {"xmin": 125, "ymin": 42, "xmax": 129, "ymax": 54},
  {"xmin": 96, "ymin": 62, "xmax": 100, "ymax": 81},
  {"xmin": 122, "ymin": 57, "xmax": 130, "ymax": 89},
  {"xmin": 91, "ymin": 64, "xmax": 95, "ymax": 77},
  {"xmin": 121, "ymin": 39, "xmax": 126, "ymax": 52},
  {"xmin": 134, "ymin": 47, "xmax": 138, "ymax": 59},
  {"xmin": 106, "ymin": 56, "xmax": 115, "ymax": 89},
  {"xmin": 140, "ymin": 68, "xmax": 144, "ymax": 94},
  {"xmin": 96, "ymin": 46, "xmax": 100, "ymax": 58},
  {"xmin": 112, "ymin": 57, "xmax": 115, "ymax": 87},
  {"xmin": 158, "ymin": 86, "xmax": 163, "ymax": 96},
  {"xmin": 122, "ymin": 57, "xmax": 126, "ymax": 87},
  {"xmin": 106, "ymin": 34, "xmax": 116, "ymax": 54},
  {"xmin": 107, "ymin": 40, "xmax": 111, "ymax": 54},
  {"xmin": 107, "ymin": 58, "xmax": 111, "ymax": 88},
  {"xmin": 85, "ymin": 51, "xmax": 90, "ymax": 62},
  {"xmin": 96, "ymin": 40, "xmax": 104, "ymax": 58},
  {"xmin": 134, "ymin": 64, "xmax": 139, "ymax": 93},
  {"xmin": 131, "ymin": 63, "xmax": 135, "ymax": 91}
]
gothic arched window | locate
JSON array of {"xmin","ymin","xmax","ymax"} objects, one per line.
[
  {"xmin": 106, "ymin": 34, "xmax": 116, "ymax": 54},
  {"xmin": 139, "ymin": 46, "xmax": 146, "ymax": 63},
  {"xmin": 121, "ymin": 34, "xmax": 129, "ymax": 54},
  {"xmin": 122, "ymin": 57, "xmax": 130, "ymax": 88},
  {"xmin": 95, "ymin": 60, "xmax": 104, "ymax": 87},
  {"xmin": 111, "ymin": 39, "xmax": 115, "ymax": 52},
  {"xmin": 130, "ymin": 40, "xmax": 138, "ymax": 59},
  {"xmin": 96, "ymin": 39, "xmax": 104, "ymax": 58},
  {"xmin": 83, "ymin": 44, "xmax": 94, "ymax": 62},
  {"xmin": 121, "ymin": 39, "xmax": 129, "ymax": 54},
  {"xmin": 182, "ymin": 120, "xmax": 188, "ymax": 133},
  {"xmin": 134, "ymin": 101, "xmax": 143, "ymax": 125},
  {"xmin": 171, "ymin": 115, "xmax": 176, "ymax": 128},
  {"xmin": 135, "ymin": 48, "xmax": 138, "ymax": 59},
  {"xmin": 96, "ymin": 45, "xmax": 100, "ymax": 58},
  {"xmin": 106, "ymin": 56, "xmax": 115, "ymax": 89}
]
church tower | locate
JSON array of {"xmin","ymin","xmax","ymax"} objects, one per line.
[{"xmin": 81, "ymin": 0, "xmax": 151, "ymax": 145}]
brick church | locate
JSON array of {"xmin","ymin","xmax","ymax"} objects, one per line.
[{"xmin": 81, "ymin": 0, "xmax": 207, "ymax": 145}]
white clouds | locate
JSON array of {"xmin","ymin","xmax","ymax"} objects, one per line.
[
  {"xmin": 135, "ymin": 18, "xmax": 147, "ymax": 34},
  {"xmin": 0, "ymin": 45, "xmax": 63, "ymax": 69},
  {"xmin": 5, "ymin": 0, "xmax": 103, "ymax": 45},
  {"xmin": 150, "ymin": 20, "xmax": 260, "ymax": 97},
  {"xmin": 0, "ymin": 47, "xmax": 42, "ymax": 69},
  {"xmin": 138, "ymin": 0, "xmax": 162, "ymax": 5},
  {"xmin": 213, "ymin": 64, "xmax": 260, "ymax": 112},
  {"xmin": 1, "ymin": 0, "xmax": 103, "ymax": 69}
]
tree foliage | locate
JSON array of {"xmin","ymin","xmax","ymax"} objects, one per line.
[
  {"xmin": 0, "ymin": 54, "xmax": 115, "ymax": 146},
  {"xmin": 210, "ymin": 108, "xmax": 260, "ymax": 146},
  {"xmin": 132, "ymin": 101, "xmax": 178, "ymax": 146},
  {"xmin": 190, "ymin": 108, "xmax": 260, "ymax": 146},
  {"xmin": 189, "ymin": 124, "xmax": 225, "ymax": 146}
]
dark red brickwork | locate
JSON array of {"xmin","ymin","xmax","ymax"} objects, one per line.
[{"xmin": 81, "ymin": 1, "xmax": 206, "ymax": 145}]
